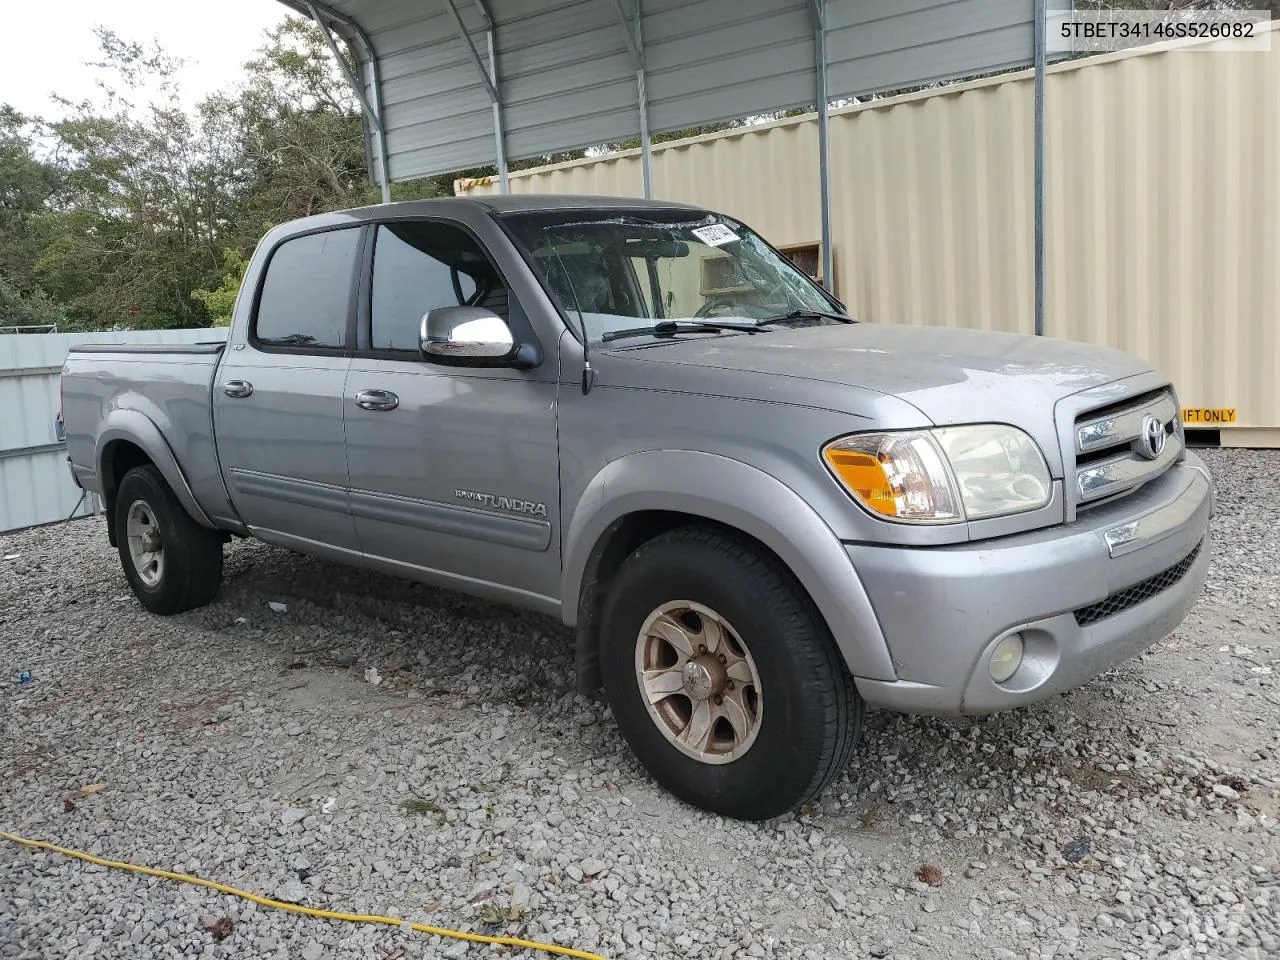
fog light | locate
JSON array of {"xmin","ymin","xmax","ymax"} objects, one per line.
[{"xmin": 989, "ymin": 633, "xmax": 1024, "ymax": 683}]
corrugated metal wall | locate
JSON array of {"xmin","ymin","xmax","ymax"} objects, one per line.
[
  {"xmin": 459, "ymin": 25, "xmax": 1279, "ymax": 445},
  {"xmin": 0, "ymin": 329, "xmax": 226, "ymax": 533}
]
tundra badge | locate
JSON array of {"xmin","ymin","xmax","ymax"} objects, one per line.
[{"xmin": 454, "ymin": 489, "xmax": 548, "ymax": 518}]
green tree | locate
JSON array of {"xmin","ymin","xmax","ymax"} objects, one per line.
[
  {"xmin": 0, "ymin": 277, "xmax": 63, "ymax": 329},
  {"xmin": 191, "ymin": 249, "xmax": 248, "ymax": 326},
  {"xmin": 34, "ymin": 29, "xmax": 241, "ymax": 329},
  {"xmin": 0, "ymin": 106, "xmax": 63, "ymax": 326}
]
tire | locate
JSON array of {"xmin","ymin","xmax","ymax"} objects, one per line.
[
  {"xmin": 599, "ymin": 525, "xmax": 863, "ymax": 820},
  {"xmin": 115, "ymin": 465, "xmax": 223, "ymax": 614}
]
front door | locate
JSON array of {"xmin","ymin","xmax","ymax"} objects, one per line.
[
  {"xmin": 343, "ymin": 220, "xmax": 560, "ymax": 604},
  {"xmin": 213, "ymin": 226, "xmax": 361, "ymax": 553}
]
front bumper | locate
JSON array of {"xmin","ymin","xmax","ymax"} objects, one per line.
[{"xmin": 850, "ymin": 454, "xmax": 1212, "ymax": 715}]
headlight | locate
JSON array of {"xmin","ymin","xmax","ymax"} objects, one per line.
[
  {"xmin": 932, "ymin": 425, "xmax": 1052, "ymax": 519},
  {"xmin": 822, "ymin": 425, "xmax": 1051, "ymax": 524}
]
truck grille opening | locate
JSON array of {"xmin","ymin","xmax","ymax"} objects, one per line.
[
  {"xmin": 1072, "ymin": 389, "xmax": 1181, "ymax": 509},
  {"xmin": 1073, "ymin": 541, "xmax": 1203, "ymax": 626}
]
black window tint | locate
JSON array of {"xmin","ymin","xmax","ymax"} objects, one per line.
[
  {"xmin": 255, "ymin": 229, "xmax": 359, "ymax": 348},
  {"xmin": 371, "ymin": 222, "xmax": 509, "ymax": 351}
]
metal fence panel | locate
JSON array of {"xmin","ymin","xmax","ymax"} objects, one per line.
[
  {"xmin": 0, "ymin": 329, "xmax": 226, "ymax": 533},
  {"xmin": 458, "ymin": 25, "xmax": 1280, "ymax": 445}
]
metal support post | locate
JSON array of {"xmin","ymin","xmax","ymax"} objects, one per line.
[
  {"xmin": 635, "ymin": 1, "xmax": 653, "ymax": 198},
  {"xmin": 1033, "ymin": 0, "xmax": 1047, "ymax": 335},
  {"xmin": 366, "ymin": 57, "xmax": 392, "ymax": 203},
  {"xmin": 810, "ymin": 0, "xmax": 833, "ymax": 292},
  {"xmin": 485, "ymin": 27, "xmax": 509, "ymax": 192},
  {"xmin": 607, "ymin": 0, "xmax": 653, "ymax": 198},
  {"xmin": 444, "ymin": 0, "xmax": 508, "ymax": 192}
]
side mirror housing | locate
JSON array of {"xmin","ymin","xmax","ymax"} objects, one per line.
[{"xmin": 419, "ymin": 306, "xmax": 538, "ymax": 368}]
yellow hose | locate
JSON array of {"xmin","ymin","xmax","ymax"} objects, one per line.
[{"xmin": 1, "ymin": 829, "xmax": 607, "ymax": 960}]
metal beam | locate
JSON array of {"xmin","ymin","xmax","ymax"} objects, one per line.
[
  {"xmin": 306, "ymin": 4, "xmax": 378, "ymax": 123},
  {"xmin": 0, "ymin": 365, "xmax": 63, "ymax": 379},
  {"xmin": 634, "ymin": 0, "xmax": 653, "ymax": 198},
  {"xmin": 485, "ymin": 26, "xmax": 509, "ymax": 192},
  {"xmin": 810, "ymin": 0, "xmax": 833, "ymax": 293},
  {"xmin": 440, "ymin": 0, "xmax": 499, "ymax": 104},
  {"xmin": 301, "ymin": 1, "xmax": 391, "ymax": 202},
  {"xmin": 1033, "ymin": 0, "xmax": 1047, "ymax": 335},
  {"xmin": 603, "ymin": 0, "xmax": 652, "ymax": 197},
  {"xmin": 0, "ymin": 441, "xmax": 65, "ymax": 462},
  {"xmin": 471, "ymin": 0, "xmax": 508, "ymax": 191},
  {"xmin": 606, "ymin": 0, "xmax": 643, "ymax": 70},
  {"xmin": 362, "ymin": 29, "xmax": 392, "ymax": 201}
]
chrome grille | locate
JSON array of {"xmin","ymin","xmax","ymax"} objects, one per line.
[{"xmin": 1072, "ymin": 390, "xmax": 1181, "ymax": 507}]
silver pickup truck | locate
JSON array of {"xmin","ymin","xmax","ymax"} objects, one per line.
[{"xmin": 62, "ymin": 196, "xmax": 1212, "ymax": 820}]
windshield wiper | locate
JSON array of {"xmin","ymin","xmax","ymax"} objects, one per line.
[
  {"xmin": 758, "ymin": 309, "xmax": 855, "ymax": 325},
  {"xmin": 601, "ymin": 310, "xmax": 852, "ymax": 343},
  {"xmin": 601, "ymin": 319, "xmax": 762, "ymax": 342}
]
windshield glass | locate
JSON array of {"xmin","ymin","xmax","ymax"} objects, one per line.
[{"xmin": 501, "ymin": 210, "xmax": 842, "ymax": 341}]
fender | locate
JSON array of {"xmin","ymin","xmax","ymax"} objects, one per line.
[
  {"xmin": 96, "ymin": 409, "xmax": 215, "ymax": 529},
  {"xmin": 561, "ymin": 450, "xmax": 897, "ymax": 681}
]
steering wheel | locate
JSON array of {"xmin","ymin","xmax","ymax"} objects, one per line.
[{"xmin": 695, "ymin": 296, "xmax": 744, "ymax": 319}]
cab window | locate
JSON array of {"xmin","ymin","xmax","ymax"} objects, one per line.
[
  {"xmin": 370, "ymin": 222, "xmax": 510, "ymax": 352},
  {"xmin": 254, "ymin": 228, "xmax": 360, "ymax": 349}
]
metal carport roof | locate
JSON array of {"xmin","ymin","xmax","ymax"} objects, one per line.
[
  {"xmin": 278, "ymin": 0, "xmax": 1050, "ymax": 330},
  {"xmin": 280, "ymin": 1, "xmax": 1036, "ymax": 185}
]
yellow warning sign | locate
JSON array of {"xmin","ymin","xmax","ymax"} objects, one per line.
[{"xmin": 1181, "ymin": 408, "xmax": 1237, "ymax": 425}]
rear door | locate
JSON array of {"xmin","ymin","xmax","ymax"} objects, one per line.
[
  {"xmin": 343, "ymin": 219, "xmax": 561, "ymax": 603},
  {"xmin": 214, "ymin": 225, "xmax": 362, "ymax": 553}
]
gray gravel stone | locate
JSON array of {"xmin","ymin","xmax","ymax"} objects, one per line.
[
  {"xmin": 1, "ymin": 449, "xmax": 1277, "ymax": 959},
  {"xmin": 274, "ymin": 877, "xmax": 309, "ymax": 904}
]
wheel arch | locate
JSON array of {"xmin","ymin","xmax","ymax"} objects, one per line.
[
  {"xmin": 97, "ymin": 411, "xmax": 214, "ymax": 546},
  {"xmin": 562, "ymin": 450, "xmax": 896, "ymax": 692}
]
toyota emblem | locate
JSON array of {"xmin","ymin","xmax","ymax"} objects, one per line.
[{"xmin": 1139, "ymin": 415, "xmax": 1166, "ymax": 460}]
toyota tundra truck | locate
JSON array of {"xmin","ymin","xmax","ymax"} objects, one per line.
[{"xmin": 60, "ymin": 196, "xmax": 1212, "ymax": 820}]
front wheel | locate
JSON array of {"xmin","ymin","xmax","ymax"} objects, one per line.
[
  {"xmin": 599, "ymin": 526, "xmax": 863, "ymax": 820},
  {"xmin": 115, "ymin": 465, "xmax": 223, "ymax": 614}
]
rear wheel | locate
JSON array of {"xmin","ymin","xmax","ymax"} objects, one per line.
[
  {"xmin": 115, "ymin": 465, "xmax": 223, "ymax": 614},
  {"xmin": 599, "ymin": 526, "xmax": 863, "ymax": 820}
]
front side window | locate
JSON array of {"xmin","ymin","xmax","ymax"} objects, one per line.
[
  {"xmin": 501, "ymin": 210, "xmax": 841, "ymax": 341},
  {"xmin": 255, "ymin": 228, "xmax": 360, "ymax": 349},
  {"xmin": 370, "ymin": 221, "xmax": 509, "ymax": 351}
]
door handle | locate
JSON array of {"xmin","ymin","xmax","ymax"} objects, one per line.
[
  {"xmin": 353, "ymin": 389, "xmax": 399, "ymax": 411},
  {"xmin": 223, "ymin": 380, "xmax": 253, "ymax": 398}
]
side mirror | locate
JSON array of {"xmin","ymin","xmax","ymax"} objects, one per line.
[{"xmin": 419, "ymin": 306, "xmax": 537, "ymax": 368}]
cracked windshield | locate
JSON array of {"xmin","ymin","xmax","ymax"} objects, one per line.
[{"xmin": 503, "ymin": 213, "xmax": 842, "ymax": 341}]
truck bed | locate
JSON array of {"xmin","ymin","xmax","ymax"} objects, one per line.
[{"xmin": 62, "ymin": 342, "xmax": 237, "ymax": 528}]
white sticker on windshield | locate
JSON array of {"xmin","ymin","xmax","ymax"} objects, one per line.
[{"xmin": 691, "ymin": 223, "xmax": 739, "ymax": 247}]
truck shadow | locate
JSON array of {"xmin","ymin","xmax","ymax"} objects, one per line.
[{"xmin": 211, "ymin": 535, "xmax": 1215, "ymax": 846}]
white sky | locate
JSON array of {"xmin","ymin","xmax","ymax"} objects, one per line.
[{"xmin": 0, "ymin": 0, "xmax": 288, "ymax": 118}]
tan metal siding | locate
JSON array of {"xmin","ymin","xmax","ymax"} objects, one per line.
[
  {"xmin": 461, "ymin": 25, "xmax": 1279, "ymax": 441},
  {"xmin": 1045, "ymin": 37, "xmax": 1280, "ymax": 441}
]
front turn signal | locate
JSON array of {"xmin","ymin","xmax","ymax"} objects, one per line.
[
  {"xmin": 821, "ymin": 448, "xmax": 899, "ymax": 516},
  {"xmin": 821, "ymin": 431, "xmax": 963, "ymax": 523}
]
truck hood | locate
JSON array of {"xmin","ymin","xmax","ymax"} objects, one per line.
[{"xmin": 605, "ymin": 323, "xmax": 1157, "ymax": 474}]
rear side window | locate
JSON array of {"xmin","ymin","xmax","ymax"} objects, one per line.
[
  {"xmin": 371, "ymin": 222, "xmax": 510, "ymax": 352},
  {"xmin": 255, "ymin": 228, "xmax": 360, "ymax": 349}
]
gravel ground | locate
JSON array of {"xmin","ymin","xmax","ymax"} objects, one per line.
[{"xmin": 2, "ymin": 448, "xmax": 1277, "ymax": 960}]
